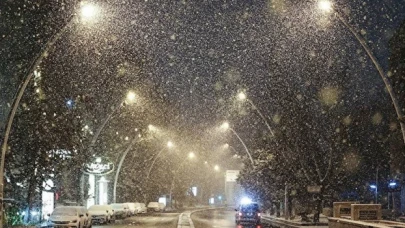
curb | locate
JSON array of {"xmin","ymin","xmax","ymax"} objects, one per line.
[{"xmin": 177, "ymin": 207, "xmax": 222, "ymax": 228}]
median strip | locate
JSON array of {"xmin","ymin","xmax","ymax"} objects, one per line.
[{"xmin": 177, "ymin": 207, "xmax": 223, "ymax": 228}]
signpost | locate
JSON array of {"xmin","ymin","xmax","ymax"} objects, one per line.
[{"xmin": 82, "ymin": 158, "xmax": 114, "ymax": 175}]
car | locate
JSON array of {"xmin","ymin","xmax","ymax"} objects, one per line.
[
  {"xmin": 138, "ymin": 203, "xmax": 147, "ymax": 213},
  {"xmin": 65, "ymin": 206, "xmax": 92, "ymax": 228},
  {"xmin": 110, "ymin": 203, "xmax": 129, "ymax": 219},
  {"xmin": 124, "ymin": 202, "xmax": 136, "ymax": 216},
  {"xmin": 48, "ymin": 206, "xmax": 86, "ymax": 228},
  {"xmin": 147, "ymin": 202, "xmax": 161, "ymax": 212},
  {"xmin": 132, "ymin": 203, "xmax": 141, "ymax": 214},
  {"xmin": 235, "ymin": 202, "xmax": 261, "ymax": 225},
  {"xmin": 158, "ymin": 203, "xmax": 166, "ymax": 212},
  {"xmin": 88, "ymin": 205, "xmax": 114, "ymax": 224}
]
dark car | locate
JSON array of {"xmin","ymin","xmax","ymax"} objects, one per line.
[{"xmin": 235, "ymin": 202, "xmax": 261, "ymax": 225}]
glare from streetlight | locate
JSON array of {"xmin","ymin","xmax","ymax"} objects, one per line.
[
  {"xmin": 80, "ymin": 2, "xmax": 98, "ymax": 21},
  {"xmin": 318, "ymin": 0, "xmax": 332, "ymax": 12},
  {"xmin": 148, "ymin": 124, "xmax": 158, "ymax": 132},
  {"xmin": 126, "ymin": 91, "xmax": 136, "ymax": 104},
  {"xmin": 188, "ymin": 152, "xmax": 196, "ymax": 159},
  {"xmin": 214, "ymin": 165, "xmax": 220, "ymax": 171},
  {"xmin": 237, "ymin": 91, "xmax": 247, "ymax": 101},
  {"xmin": 220, "ymin": 122, "xmax": 230, "ymax": 130},
  {"xmin": 167, "ymin": 141, "xmax": 174, "ymax": 148}
]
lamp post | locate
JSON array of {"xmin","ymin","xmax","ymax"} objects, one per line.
[
  {"xmin": 237, "ymin": 91, "xmax": 275, "ymax": 137},
  {"xmin": 88, "ymin": 91, "xmax": 137, "ymax": 155},
  {"xmin": 113, "ymin": 133, "xmax": 143, "ymax": 203},
  {"xmin": 0, "ymin": 3, "xmax": 100, "ymax": 226},
  {"xmin": 146, "ymin": 141, "xmax": 174, "ymax": 179},
  {"xmin": 168, "ymin": 152, "xmax": 196, "ymax": 209},
  {"xmin": 317, "ymin": 0, "xmax": 405, "ymax": 144},
  {"xmin": 220, "ymin": 122, "xmax": 254, "ymax": 165}
]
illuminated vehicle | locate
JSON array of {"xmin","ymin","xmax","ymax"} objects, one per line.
[{"xmin": 235, "ymin": 200, "xmax": 261, "ymax": 225}]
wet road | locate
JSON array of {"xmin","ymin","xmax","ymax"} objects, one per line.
[
  {"xmin": 191, "ymin": 208, "xmax": 271, "ymax": 228},
  {"xmin": 93, "ymin": 212, "xmax": 179, "ymax": 228}
]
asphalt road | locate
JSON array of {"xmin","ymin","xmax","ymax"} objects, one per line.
[
  {"xmin": 191, "ymin": 208, "xmax": 271, "ymax": 228},
  {"xmin": 93, "ymin": 212, "xmax": 179, "ymax": 228}
]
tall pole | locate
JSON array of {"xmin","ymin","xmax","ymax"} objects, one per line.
[
  {"xmin": 88, "ymin": 104, "xmax": 122, "ymax": 154},
  {"xmin": 247, "ymin": 99, "xmax": 275, "ymax": 137},
  {"xmin": 146, "ymin": 148, "xmax": 166, "ymax": 179},
  {"xmin": 113, "ymin": 137, "xmax": 142, "ymax": 203},
  {"xmin": 0, "ymin": 12, "xmax": 76, "ymax": 228},
  {"xmin": 334, "ymin": 10, "xmax": 405, "ymax": 145},
  {"xmin": 375, "ymin": 167, "xmax": 378, "ymax": 203},
  {"xmin": 229, "ymin": 128, "xmax": 254, "ymax": 166}
]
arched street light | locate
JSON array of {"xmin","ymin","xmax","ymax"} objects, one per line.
[
  {"xmin": 113, "ymin": 133, "xmax": 143, "ymax": 203},
  {"xmin": 236, "ymin": 91, "xmax": 275, "ymax": 137},
  {"xmin": 146, "ymin": 141, "xmax": 175, "ymax": 179},
  {"xmin": 87, "ymin": 90, "xmax": 137, "ymax": 155},
  {"xmin": 0, "ymin": 3, "xmax": 101, "ymax": 223},
  {"xmin": 220, "ymin": 122, "xmax": 254, "ymax": 165},
  {"xmin": 168, "ymin": 153, "xmax": 196, "ymax": 209},
  {"xmin": 317, "ymin": 0, "xmax": 405, "ymax": 144}
]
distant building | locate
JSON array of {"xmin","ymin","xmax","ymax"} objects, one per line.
[{"xmin": 225, "ymin": 170, "xmax": 243, "ymax": 206}]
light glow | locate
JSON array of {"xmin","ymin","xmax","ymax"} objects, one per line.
[
  {"xmin": 220, "ymin": 122, "xmax": 230, "ymax": 130},
  {"xmin": 240, "ymin": 197, "xmax": 252, "ymax": 205},
  {"xmin": 80, "ymin": 2, "xmax": 98, "ymax": 20},
  {"xmin": 237, "ymin": 92, "xmax": 247, "ymax": 101},
  {"xmin": 126, "ymin": 91, "xmax": 136, "ymax": 103},
  {"xmin": 167, "ymin": 141, "xmax": 174, "ymax": 148},
  {"xmin": 318, "ymin": 0, "xmax": 332, "ymax": 12}
]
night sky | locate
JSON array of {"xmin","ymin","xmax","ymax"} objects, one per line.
[{"xmin": 2, "ymin": 0, "xmax": 405, "ymax": 169}]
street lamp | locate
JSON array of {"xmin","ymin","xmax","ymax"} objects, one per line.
[
  {"xmin": 236, "ymin": 91, "xmax": 275, "ymax": 137},
  {"xmin": 88, "ymin": 90, "xmax": 137, "ymax": 154},
  {"xmin": 220, "ymin": 122, "xmax": 254, "ymax": 165},
  {"xmin": 80, "ymin": 2, "xmax": 99, "ymax": 20},
  {"xmin": 214, "ymin": 165, "xmax": 220, "ymax": 171},
  {"xmin": 148, "ymin": 124, "xmax": 158, "ymax": 132},
  {"xmin": 369, "ymin": 184, "xmax": 377, "ymax": 203},
  {"xmin": 146, "ymin": 141, "xmax": 175, "ymax": 179},
  {"xmin": 126, "ymin": 91, "xmax": 136, "ymax": 104},
  {"xmin": 0, "ymin": 2, "xmax": 101, "ymax": 224},
  {"xmin": 317, "ymin": 0, "xmax": 405, "ymax": 144},
  {"xmin": 168, "ymin": 154, "xmax": 198, "ymax": 209},
  {"xmin": 113, "ymin": 134, "xmax": 143, "ymax": 203},
  {"xmin": 167, "ymin": 141, "xmax": 174, "ymax": 148},
  {"xmin": 318, "ymin": 0, "xmax": 332, "ymax": 12},
  {"xmin": 188, "ymin": 152, "xmax": 196, "ymax": 159}
]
